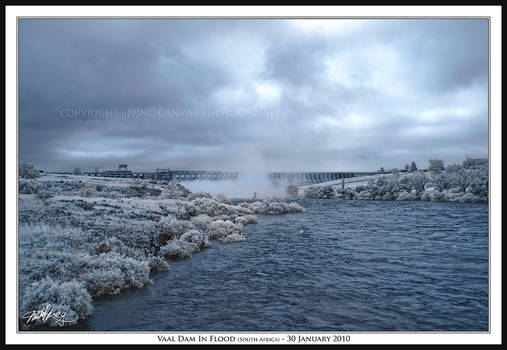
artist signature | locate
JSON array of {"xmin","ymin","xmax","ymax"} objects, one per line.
[{"xmin": 22, "ymin": 304, "xmax": 78, "ymax": 326}]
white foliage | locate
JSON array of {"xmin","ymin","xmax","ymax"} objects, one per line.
[
  {"xmin": 162, "ymin": 182, "xmax": 192, "ymax": 199},
  {"xmin": 20, "ymin": 278, "xmax": 93, "ymax": 326},
  {"xmin": 214, "ymin": 193, "xmax": 233, "ymax": 205},
  {"xmin": 80, "ymin": 252, "xmax": 151, "ymax": 296},
  {"xmin": 19, "ymin": 179, "xmax": 42, "ymax": 194},
  {"xmin": 234, "ymin": 214, "xmax": 258, "ymax": 225},
  {"xmin": 220, "ymin": 232, "xmax": 247, "ymax": 243},
  {"xmin": 19, "ymin": 163, "xmax": 41, "ymax": 179},
  {"xmin": 397, "ymin": 190, "xmax": 418, "ymax": 201},
  {"xmin": 303, "ymin": 185, "xmax": 336, "ymax": 199},
  {"xmin": 18, "ymin": 174, "xmax": 305, "ymax": 327},
  {"xmin": 356, "ymin": 190, "xmax": 374, "ymax": 200},
  {"xmin": 239, "ymin": 197, "xmax": 305, "ymax": 214},
  {"xmin": 79, "ymin": 184, "xmax": 98, "ymax": 198},
  {"xmin": 301, "ymin": 159, "xmax": 487, "ymax": 203},
  {"xmin": 208, "ymin": 220, "xmax": 246, "ymax": 242},
  {"xmin": 159, "ymin": 230, "xmax": 210, "ymax": 258}
]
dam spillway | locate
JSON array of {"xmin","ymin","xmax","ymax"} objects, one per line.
[{"xmin": 87, "ymin": 167, "xmax": 378, "ymax": 185}]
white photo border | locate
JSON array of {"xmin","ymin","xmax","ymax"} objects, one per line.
[{"xmin": 5, "ymin": 5, "xmax": 502, "ymax": 345}]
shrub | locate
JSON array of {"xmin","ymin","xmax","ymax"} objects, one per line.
[
  {"xmin": 367, "ymin": 175, "xmax": 400, "ymax": 200},
  {"xmin": 164, "ymin": 182, "xmax": 192, "ymax": 199},
  {"xmin": 20, "ymin": 278, "xmax": 93, "ymax": 326},
  {"xmin": 35, "ymin": 190, "xmax": 53, "ymax": 201},
  {"xmin": 240, "ymin": 197, "xmax": 305, "ymax": 214},
  {"xmin": 80, "ymin": 252, "xmax": 151, "ymax": 296},
  {"xmin": 215, "ymin": 193, "xmax": 233, "ymax": 205},
  {"xmin": 159, "ymin": 230, "xmax": 210, "ymax": 258},
  {"xmin": 356, "ymin": 190, "xmax": 374, "ymax": 200},
  {"xmin": 79, "ymin": 184, "xmax": 97, "ymax": 198},
  {"xmin": 303, "ymin": 185, "xmax": 336, "ymax": 199},
  {"xmin": 397, "ymin": 190, "xmax": 417, "ymax": 201},
  {"xmin": 129, "ymin": 184, "xmax": 162, "ymax": 198},
  {"xmin": 462, "ymin": 158, "xmax": 488, "ymax": 169},
  {"xmin": 399, "ymin": 172, "xmax": 427, "ymax": 195},
  {"xmin": 456, "ymin": 193, "xmax": 481, "ymax": 203},
  {"xmin": 187, "ymin": 191, "xmax": 212, "ymax": 200},
  {"xmin": 19, "ymin": 163, "xmax": 41, "ymax": 179},
  {"xmin": 76, "ymin": 201, "xmax": 94, "ymax": 211},
  {"xmin": 208, "ymin": 220, "xmax": 245, "ymax": 242},
  {"xmin": 428, "ymin": 159, "xmax": 445, "ymax": 174},
  {"xmin": 19, "ymin": 179, "xmax": 41, "ymax": 194}
]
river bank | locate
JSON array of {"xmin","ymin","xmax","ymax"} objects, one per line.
[
  {"xmin": 298, "ymin": 161, "xmax": 488, "ymax": 203},
  {"xmin": 18, "ymin": 174, "xmax": 304, "ymax": 329}
]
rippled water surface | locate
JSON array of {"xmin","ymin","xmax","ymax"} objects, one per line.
[{"xmin": 88, "ymin": 199, "xmax": 488, "ymax": 331}]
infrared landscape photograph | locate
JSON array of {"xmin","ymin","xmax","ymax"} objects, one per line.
[{"xmin": 15, "ymin": 15, "xmax": 492, "ymax": 336}]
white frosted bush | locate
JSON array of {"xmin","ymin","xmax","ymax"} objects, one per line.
[
  {"xmin": 430, "ymin": 167, "xmax": 486, "ymax": 193},
  {"xmin": 354, "ymin": 161, "xmax": 488, "ymax": 203},
  {"xmin": 356, "ymin": 190, "xmax": 374, "ymax": 200},
  {"xmin": 220, "ymin": 232, "xmax": 247, "ymax": 243},
  {"xmin": 19, "ymin": 179, "xmax": 42, "ymax": 194},
  {"xmin": 20, "ymin": 278, "xmax": 93, "ymax": 326},
  {"xmin": 128, "ymin": 183, "xmax": 162, "ymax": 198},
  {"xmin": 158, "ymin": 240, "xmax": 195, "ymax": 258},
  {"xmin": 158, "ymin": 217, "xmax": 195, "ymax": 242},
  {"xmin": 159, "ymin": 230, "xmax": 209, "ymax": 258},
  {"xmin": 397, "ymin": 190, "xmax": 418, "ymax": 201},
  {"xmin": 215, "ymin": 193, "xmax": 233, "ymax": 205},
  {"xmin": 399, "ymin": 173, "xmax": 427, "ymax": 195},
  {"xmin": 208, "ymin": 220, "xmax": 245, "ymax": 242},
  {"xmin": 79, "ymin": 184, "xmax": 98, "ymax": 198},
  {"xmin": 234, "ymin": 216, "xmax": 249, "ymax": 225},
  {"xmin": 163, "ymin": 182, "xmax": 191, "ymax": 199},
  {"xmin": 186, "ymin": 197, "xmax": 252, "ymax": 218},
  {"xmin": 303, "ymin": 186, "xmax": 336, "ymax": 199},
  {"xmin": 335, "ymin": 189, "xmax": 353, "ymax": 199},
  {"xmin": 189, "ymin": 214, "xmax": 213, "ymax": 232},
  {"xmin": 239, "ymin": 198, "xmax": 305, "ymax": 214},
  {"xmin": 456, "ymin": 193, "xmax": 481, "ymax": 203},
  {"xmin": 147, "ymin": 256, "xmax": 170, "ymax": 272},
  {"xmin": 35, "ymin": 190, "xmax": 53, "ymax": 201},
  {"xmin": 421, "ymin": 189, "xmax": 445, "ymax": 202},
  {"xmin": 442, "ymin": 190, "xmax": 465, "ymax": 202},
  {"xmin": 234, "ymin": 215, "xmax": 258, "ymax": 225},
  {"xmin": 180, "ymin": 229, "xmax": 210, "ymax": 249},
  {"xmin": 263, "ymin": 201, "xmax": 289, "ymax": 214},
  {"xmin": 186, "ymin": 191, "xmax": 212, "ymax": 200},
  {"xmin": 19, "ymin": 163, "xmax": 41, "ymax": 179},
  {"xmin": 79, "ymin": 252, "xmax": 151, "ymax": 296},
  {"xmin": 367, "ymin": 175, "xmax": 400, "ymax": 200}
]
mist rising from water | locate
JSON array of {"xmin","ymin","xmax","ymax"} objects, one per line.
[{"xmin": 181, "ymin": 173, "xmax": 287, "ymax": 199}]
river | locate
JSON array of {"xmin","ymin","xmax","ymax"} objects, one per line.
[{"xmin": 87, "ymin": 199, "xmax": 488, "ymax": 331}]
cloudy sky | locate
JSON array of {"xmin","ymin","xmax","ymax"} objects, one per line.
[{"xmin": 18, "ymin": 19, "xmax": 488, "ymax": 172}]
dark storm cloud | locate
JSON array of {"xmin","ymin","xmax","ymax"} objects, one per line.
[{"xmin": 18, "ymin": 18, "xmax": 488, "ymax": 172}]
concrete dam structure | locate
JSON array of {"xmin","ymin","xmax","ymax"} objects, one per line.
[
  {"xmin": 271, "ymin": 172, "xmax": 356, "ymax": 184},
  {"xmin": 89, "ymin": 165, "xmax": 378, "ymax": 186}
]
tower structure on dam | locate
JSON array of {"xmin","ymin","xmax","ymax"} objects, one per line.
[{"xmin": 101, "ymin": 164, "xmax": 133, "ymax": 178}]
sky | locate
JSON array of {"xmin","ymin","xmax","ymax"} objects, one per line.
[{"xmin": 18, "ymin": 19, "xmax": 489, "ymax": 172}]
